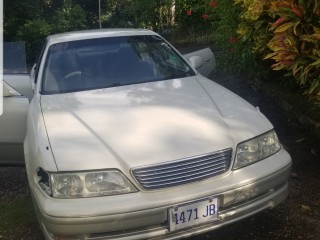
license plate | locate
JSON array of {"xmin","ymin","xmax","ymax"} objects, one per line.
[{"xmin": 168, "ymin": 198, "xmax": 219, "ymax": 231}]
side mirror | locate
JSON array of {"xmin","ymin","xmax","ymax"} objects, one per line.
[
  {"xmin": 188, "ymin": 56, "xmax": 204, "ymax": 69},
  {"xmin": 30, "ymin": 64, "xmax": 36, "ymax": 90}
]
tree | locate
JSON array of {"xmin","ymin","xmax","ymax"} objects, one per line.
[
  {"xmin": 4, "ymin": 0, "xmax": 50, "ymax": 41},
  {"xmin": 16, "ymin": 19, "xmax": 51, "ymax": 63},
  {"xmin": 51, "ymin": 4, "xmax": 88, "ymax": 33},
  {"xmin": 11, "ymin": 1, "xmax": 89, "ymax": 62}
]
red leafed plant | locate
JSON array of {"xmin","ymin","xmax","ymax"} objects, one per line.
[
  {"xmin": 229, "ymin": 37, "xmax": 237, "ymax": 43},
  {"xmin": 202, "ymin": 13, "xmax": 209, "ymax": 19},
  {"xmin": 210, "ymin": 2, "xmax": 217, "ymax": 7},
  {"xmin": 264, "ymin": 0, "xmax": 320, "ymax": 99}
]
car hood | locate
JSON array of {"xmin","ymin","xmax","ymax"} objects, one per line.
[{"xmin": 41, "ymin": 76, "xmax": 272, "ymax": 172}]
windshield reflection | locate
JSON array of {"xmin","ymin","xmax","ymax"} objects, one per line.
[{"xmin": 41, "ymin": 35, "xmax": 195, "ymax": 94}]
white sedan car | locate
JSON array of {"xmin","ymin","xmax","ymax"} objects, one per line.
[{"xmin": 1, "ymin": 29, "xmax": 291, "ymax": 240}]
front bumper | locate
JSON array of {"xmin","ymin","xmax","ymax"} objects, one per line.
[{"xmin": 32, "ymin": 150, "xmax": 291, "ymax": 240}]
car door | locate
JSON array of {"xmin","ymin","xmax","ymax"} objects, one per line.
[
  {"xmin": 183, "ymin": 47, "xmax": 216, "ymax": 77},
  {"xmin": 0, "ymin": 42, "xmax": 30, "ymax": 165},
  {"xmin": 0, "ymin": 81, "xmax": 29, "ymax": 165}
]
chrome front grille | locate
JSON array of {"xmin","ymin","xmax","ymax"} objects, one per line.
[{"xmin": 132, "ymin": 148, "xmax": 232, "ymax": 190}]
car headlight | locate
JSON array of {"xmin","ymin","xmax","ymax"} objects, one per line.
[
  {"xmin": 36, "ymin": 169, "xmax": 138, "ymax": 199},
  {"xmin": 233, "ymin": 130, "xmax": 281, "ymax": 170}
]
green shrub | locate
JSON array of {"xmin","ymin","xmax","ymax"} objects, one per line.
[
  {"xmin": 233, "ymin": 0, "xmax": 320, "ymax": 104},
  {"xmin": 17, "ymin": 4, "xmax": 88, "ymax": 63},
  {"xmin": 51, "ymin": 4, "xmax": 88, "ymax": 33},
  {"xmin": 17, "ymin": 19, "xmax": 51, "ymax": 63},
  {"xmin": 175, "ymin": 0, "xmax": 217, "ymax": 41},
  {"xmin": 264, "ymin": 0, "xmax": 320, "ymax": 102},
  {"xmin": 208, "ymin": 0, "xmax": 271, "ymax": 78}
]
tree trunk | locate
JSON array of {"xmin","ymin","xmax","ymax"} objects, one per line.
[{"xmin": 170, "ymin": 0, "xmax": 175, "ymax": 27}]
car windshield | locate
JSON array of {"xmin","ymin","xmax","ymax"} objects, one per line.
[{"xmin": 41, "ymin": 35, "xmax": 195, "ymax": 94}]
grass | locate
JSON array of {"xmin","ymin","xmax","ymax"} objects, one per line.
[{"xmin": 0, "ymin": 196, "xmax": 38, "ymax": 237}]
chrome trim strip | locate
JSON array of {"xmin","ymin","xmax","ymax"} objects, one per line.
[
  {"xmin": 132, "ymin": 148, "xmax": 232, "ymax": 190},
  {"xmin": 136, "ymin": 162, "xmax": 227, "ymax": 181}
]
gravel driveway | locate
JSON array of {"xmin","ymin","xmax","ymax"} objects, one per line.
[{"xmin": 1, "ymin": 71, "xmax": 319, "ymax": 240}]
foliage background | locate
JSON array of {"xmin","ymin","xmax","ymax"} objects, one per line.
[{"xmin": 4, "ymin": 0, "xmax": 320, "ymax": 109}]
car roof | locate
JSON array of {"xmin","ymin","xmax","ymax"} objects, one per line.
[{"xmin": 46, "ymin": 28, "xmax": 158, "ymax": 45}]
